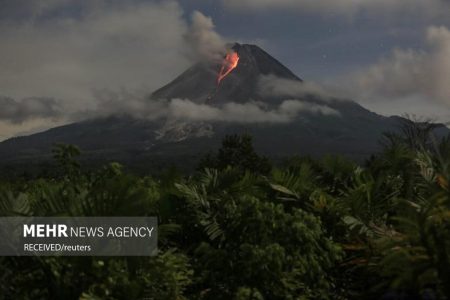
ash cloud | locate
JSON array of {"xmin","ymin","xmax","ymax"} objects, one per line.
[
  {"xmin": 184, "ymin": 11, "xmax": 227, "ymax": 62},
  {"xmin": 0, "ymin": 96, "xmax": 63, "ymax": 124}
]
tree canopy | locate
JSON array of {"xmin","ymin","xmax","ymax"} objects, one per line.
[{"xmin": 1, "ymin": 125, "xmax": 449, "ymax": 299}]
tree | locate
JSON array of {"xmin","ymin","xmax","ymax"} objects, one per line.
[
  {"xmin": 198, "ymin": 134, "xmax": 271, "ymax": 175},
  {"xmin": 176, "ymin": 168, "xmax": 342, "ymax": 299},
  {"xmin": 52, "ymin": 143, "xmax": 81, "ymax": 178}
]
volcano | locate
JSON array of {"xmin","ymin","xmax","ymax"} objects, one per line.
[
  {"xmin": 0, "ymin": 43, "xmax": 448, "ymax": 173},
  {"xmin": 151, "ymin": 43, "xmax": 301, "ymax": 105}
]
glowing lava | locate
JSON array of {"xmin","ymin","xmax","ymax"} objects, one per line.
[{"xmin": 217, "ymin": 51, "xmax": 239, "ymax": 85}]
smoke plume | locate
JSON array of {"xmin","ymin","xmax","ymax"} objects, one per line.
[{"xmin": 184, "ymin": 11, "xmax": 227, "ymax": 62}]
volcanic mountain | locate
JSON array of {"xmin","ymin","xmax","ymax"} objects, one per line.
[
  {"xmin": 152, "ymin": 43, "xmax": 301, "ymax": 105},
  {"xmin": 0, "ymin": 43, "xmax": 447, "ymax": 173}
]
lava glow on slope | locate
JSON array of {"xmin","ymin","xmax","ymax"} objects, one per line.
[{"xmin": 217, "ymin": 51, "xmax": 239, "ymax": 85}]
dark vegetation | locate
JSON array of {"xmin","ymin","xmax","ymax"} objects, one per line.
[{"xmin": 0, "ymin": 121, "xmax": 449, "ymax": 299}]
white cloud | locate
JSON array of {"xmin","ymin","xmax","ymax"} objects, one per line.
[
  {"xmin": 167, "ymin": 99, "xmax": 339, "ymax": 123},
  {"xmin": 346, "ymin": 26, "xmax": 450, "ymax": 119},
  {"xmin": 87, "ymin": 87, "xmax": 339, "ymax": 124},
  {"xmin": 0, "ymin": 119, "xmax": 66, "ymax": 141},
  {"xmin": 89, "ymin": 87, "xmax": 168, "ymax": 121},
  {"xmin": 88, "ymin": 86, "xmax": 339, "ymax": 123}
]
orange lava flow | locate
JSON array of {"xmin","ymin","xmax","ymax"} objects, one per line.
[{"xmin": 217, "ymin": 51, "xmax": 239, "ymax": 85}]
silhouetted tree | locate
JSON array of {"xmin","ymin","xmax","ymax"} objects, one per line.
[
  {"xmin": 198, "ymin": 134, "xmax": 271, "ymax": 174},
  {"xmin": 52, "ymin": 143, "xmax": 81, "ymax": 177}
]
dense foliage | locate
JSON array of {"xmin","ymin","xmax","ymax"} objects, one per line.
[{"xmin": 0, "ymin": 124, "xmax": 449, "ymax": 299}]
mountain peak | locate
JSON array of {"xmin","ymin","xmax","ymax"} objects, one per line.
[
  {"xmin": 151, "ymin": 43, "xmax": 302, "ymax": 104},
  {"xmin": 231, "ymin": 43, "xmax": 301, "ymax": 81}
]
